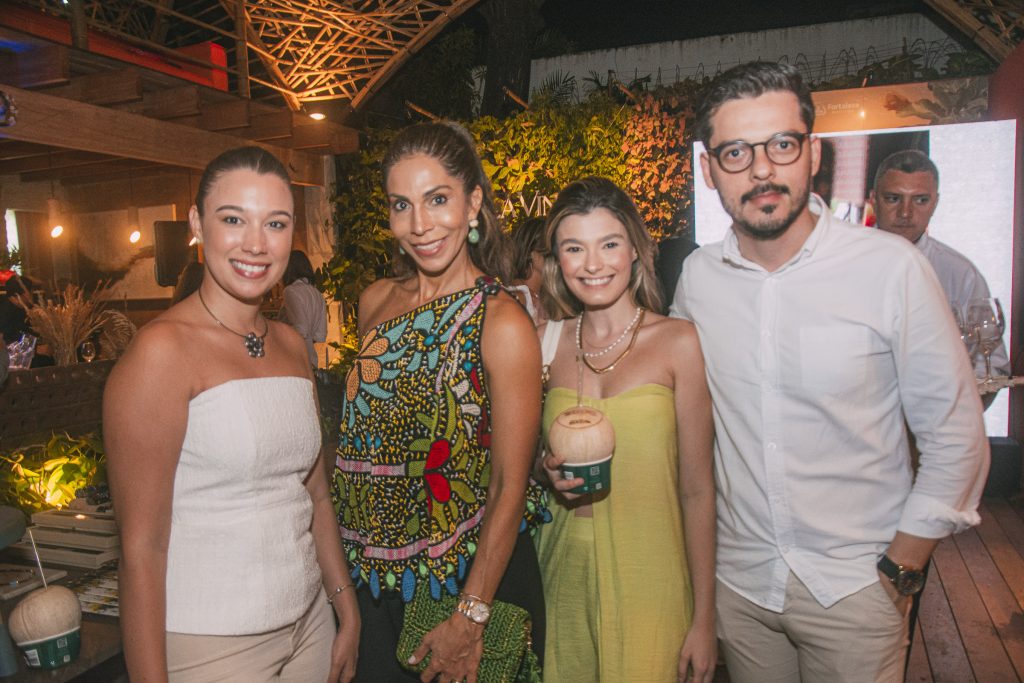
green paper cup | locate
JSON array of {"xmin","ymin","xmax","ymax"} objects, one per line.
[
  {"xmin": 561, "ymin": 455, "xmax": 612, "ymax": 494},
  {"xmin": 16, "ymin": 628, "xmax": 80, "ymax": 669}
]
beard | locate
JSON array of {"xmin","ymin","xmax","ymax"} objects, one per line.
[{"xmin": 724, "ymin": 181, "xmax": 810, "ymax": 242}]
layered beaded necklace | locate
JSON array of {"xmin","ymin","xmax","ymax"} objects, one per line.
[
  {"xmin": 198, "ymin": 289, "xmax": 268, "ymax": 358},
  {"xmin": 575, "ymin": 306, "xmax": 646, "ymax": 375}
]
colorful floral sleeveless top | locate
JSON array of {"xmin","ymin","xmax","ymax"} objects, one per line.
[{"xmin": 332, "ymin": 277, "xmax": 549, "ymax": 602}]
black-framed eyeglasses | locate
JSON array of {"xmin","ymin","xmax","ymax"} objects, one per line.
[{"xmin": 708, "ymin": 132, "xmax": 809, "ymax": 173}]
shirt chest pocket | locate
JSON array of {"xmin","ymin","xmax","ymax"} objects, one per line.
[{"xmin": 798, "ymin": 326, "xmax": 871, "ymax": 395}]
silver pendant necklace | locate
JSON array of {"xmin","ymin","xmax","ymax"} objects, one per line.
[{"xmin": 198, "ymin": 289, "xmax": 268, "ymax": 358}]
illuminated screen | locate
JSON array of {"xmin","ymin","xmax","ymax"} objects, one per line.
[{"xmin": 693, "ymin": 120, "xmax": 1017, "ymax": 435}]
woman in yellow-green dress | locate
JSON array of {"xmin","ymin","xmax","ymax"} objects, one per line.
[{"xmin": 536, "ymin": 176, "xmax": 717, "ymax": 682}]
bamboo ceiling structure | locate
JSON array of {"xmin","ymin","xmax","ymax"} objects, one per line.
[
  {"xmin": 18, "ymin": 0, "xmax": 482, "ymax": 113},
  {"xmin": 924, "ymin": 0, "xmax": 1024, "ymax": 62},
  {"xmin": 6, "ymin": 0, "xmax": 1023, "ymax": 117}
]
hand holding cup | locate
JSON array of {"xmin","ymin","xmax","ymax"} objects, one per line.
[{"xmin": 546, "ymin": 405, "xmax": 615, "ymax": 498}]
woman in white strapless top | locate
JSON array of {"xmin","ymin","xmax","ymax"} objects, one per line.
[{"xmin": 104, "ymin": 147, "xmax": 359, "ymax": 683}]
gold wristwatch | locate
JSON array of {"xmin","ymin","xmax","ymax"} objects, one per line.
[{"xmin": 455, "ymin": 593, "xmax": 491, "ymax": 625}]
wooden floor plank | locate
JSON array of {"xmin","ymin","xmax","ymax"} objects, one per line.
[
  {"xmin": 935, "ymin": 532, "xmax": 1017, "ymax": 681},
  {"xmin": 953, "ymin": 526, "xmax": 1024, "ymax": 679},
  {"xmin": 985, "ymin": 497, "xmax": 1024, "ymax": 569},
  {"xmin": 977, "ymin": 501, "xmax": 1024, "ymax": 612},
  {"xmin": 907, "ymin": 617, "xmax": 934, "ymax": 683},
  {"xmin": 919, "ymin": 539, "xmax": 976, "ymax": 683}
]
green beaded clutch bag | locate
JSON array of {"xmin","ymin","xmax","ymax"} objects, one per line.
[{"xmin": 396, "ymin": 583, "xmax": 541, "ymax": 683}]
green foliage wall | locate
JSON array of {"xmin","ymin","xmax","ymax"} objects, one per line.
[
  {"xmin": 321, "ymin": 89, "xmax": 694, "ymax": 308},
  {"xmin": 322, "ymin": 47, "xmax": 991, "ymax": 315}
]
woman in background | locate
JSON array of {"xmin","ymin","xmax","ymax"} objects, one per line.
[
  {"xmin": 509, "ymin": 216, "xmax": 548, "ymax": 324},
  {"xmin": 279, "ymin": 250, "xmax": 327, "ymax": 367},
  {"xmin": 536, "ymin": 176, "xmax": 717, "ymax": 682},
  {"xmin": 105, "ymin": 147, "xmax": 359, "ymax": 682},
  {"xmin": 171, "ymin": 260, "xmax": 204, "ymax": 304},
  {"xmin": 332, "ymin": 121, "xmax": 547, "ymax": 682}
]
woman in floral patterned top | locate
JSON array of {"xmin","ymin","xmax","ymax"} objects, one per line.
[{"xmin": 332, "ymin": 121, "xmax": 548, "ymax": 682}]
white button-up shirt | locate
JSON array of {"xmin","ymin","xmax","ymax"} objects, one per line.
[
  {"xmin": 671, "ymin": 195, "xmax": 989, "ymax": 611},
  {"xmin": 916, "ymin": 233, "xmax": 1010, "ymax": 377}
]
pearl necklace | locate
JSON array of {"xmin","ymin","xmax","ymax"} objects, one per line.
[
  {"xmin": 576, "ymin": 305, "xmax": 643, "ymax": 358},
  {"xmin": 575, "ymin": 308, "xmax": 645, "ymax": 375},
  {"xmin": 198, "ymin": 289, "xmax": 268, "ymax": 358}
]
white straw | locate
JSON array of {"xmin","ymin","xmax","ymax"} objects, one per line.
[{"xmin": 27, "ymin": 529, "xmax": 47, "ymax": 588}]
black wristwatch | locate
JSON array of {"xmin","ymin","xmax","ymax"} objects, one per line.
[{"xmin": 877, "ymin": 554, "xmax": 926, "ymax": 596}]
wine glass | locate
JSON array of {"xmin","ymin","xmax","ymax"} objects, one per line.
[
  {"xmin": 80, "ymin": 340, "xmax": 97, "ymax": 363},
  {"xmin": 951, "ymin": 306, "xmax": 977, "ymax": 358},
  {"xmin": 965, "ymin": 297, "xmax": 1005, "ymax": 384}
]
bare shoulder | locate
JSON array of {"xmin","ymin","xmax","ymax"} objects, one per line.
[
  {"xmin": 106, "ymin": 316, "xmax": 196, "ymax": 398},
  {"xmin": 644, "ymin": 312, "xmax": 702, "ymax": 355},
  {"xmin": 482, "ymin": 291, "xmax": 541, "ymax": 372},
  {"xmin": 357, "ymin": 277, "xmax": 405, "ymax": 333},
  {"xmin": 485, "ymin": 291, "xmax": 537, "ymax": 340}
]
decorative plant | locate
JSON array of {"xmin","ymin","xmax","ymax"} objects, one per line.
[
  {"xmin": 0, "ymin": 432, "xmax": 106, "ymax": 515},
  {"xmin": 24, "ymin": 284, "xmax": 107, "ymax": 366},
  {"xmin": 96, "ymin": 309, "xmax": 137, "ymax": 360},
  {"xmin": 317, "ymin": 128, "xmax": 397, "ymax": 305},
  {"xmin": 326, "ymin": 310, "xmax": 361, "ymax": 383},
  {"xmin": 0, "ymin": 245, "xmax": 20, "ymax": 271},
  {"xmin": 883, "ymin": 77, "xmax": 989, "ymax": 124}
]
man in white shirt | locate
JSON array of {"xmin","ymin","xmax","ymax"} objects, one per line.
[
  {"xmin": 871, "ymin": 149, "xmax": 1010, "ymax": 379},
  {"xmin": 670, "ymin": 62, "xmax": 989, "ymax": 682}
]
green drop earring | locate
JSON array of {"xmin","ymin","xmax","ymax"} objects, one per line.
[{"xmin": 467, "ymin": 218, "xmax": 481, "ymax": 245}]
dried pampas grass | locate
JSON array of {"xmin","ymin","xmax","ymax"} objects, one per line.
[
  {"xmin": 97, "ymin": 310, "xmax": 136, "ymax": 360},
  {"xmin": 25, "ymin": 284, "xmax": 107, "ymax": 366}
]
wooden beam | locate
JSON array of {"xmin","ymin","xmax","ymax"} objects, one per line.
[
  {"xmin": 198, "ymin": 99, "xmax": 253, "ymax": 131},
  {"xmin": 20, "ymin": 158, "xmax": 139, "ymax": 183},
  {"xmin": 0, "ymin": 83, "xmax": 324, "ymax": 186},
  {"xmin": 287, "ymin": 120, "xmax": 359, "ymax": 155},
  {"xmin": 41, "ymin": 68, "xmax": 144, "ymax": 106},
  {"xmin": 0, "ymin": 140, "xmax": 51, "ymax": 159},
  {"xmin": 141, "ymin": 84, "xmax": 201, "ymax": 119},
  {"xmin": 0, "ymin": 150, "xmax": 117, "ymax": 175},
  {"xmin": 1, "ymin": 45, "xmax": 71, "ymax": 88}
]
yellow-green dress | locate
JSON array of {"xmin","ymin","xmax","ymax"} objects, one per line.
[{"xmin": 536, "ymin": 384, "xmax": 693, "ymax": 682}]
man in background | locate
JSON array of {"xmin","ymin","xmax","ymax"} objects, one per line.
[{"xmin": 871, "ymin": 149, "xmax": 1010, "ymax": 378}]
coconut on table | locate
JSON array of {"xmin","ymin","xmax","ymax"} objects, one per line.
[{"xmin": 8, "ymin": 586, "xmax": 82, "ymax": 670}]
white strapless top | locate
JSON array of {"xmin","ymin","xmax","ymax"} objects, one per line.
[{"xmin": 165, "ymin": 377, "xmax": 322, "ymax": 635}]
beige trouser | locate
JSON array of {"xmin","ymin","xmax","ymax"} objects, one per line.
[
  {"xmin": 717, "ymin": 573, "xmax": 909, "ymax": 683},
  {"xmin": 166, "ymin": 593, "xmax": 334, "ymax": 682}
]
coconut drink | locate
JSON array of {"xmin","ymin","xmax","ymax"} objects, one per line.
[
  {"xmin": 8, "ymin": 586, "xmax": 81, "ymax": 669},
  {"xmin": 547, "ymin": 405, "xmax": 616, "ymax": 494}
]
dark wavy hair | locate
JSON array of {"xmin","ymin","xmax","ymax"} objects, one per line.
[
  {"xmin": 283, "ymin": 250, "xmax": 316, "ymax": 285},
  {"xmin": 510, "ymin": 217, "xmax": 546, "ymax": 281},
  {"xmin": 194, "ymin": 146, "xmax": 291, "ymax": 216},
  {"xmin": 695, "ymin": 61, "xmax": 815, "ymax": 149},
  {"xmin": 542, "ymin": 177, "xmax": 662, "ymax": 319},
  {"xmin": 382, "ymin": 121, "xmax": 509, "ymax": 281},
  {"xmin": 171, "ymin": 261, "xmax": 204, "ymax": 304}
]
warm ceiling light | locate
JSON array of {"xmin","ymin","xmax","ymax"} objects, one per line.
[
  {"xmin": 129, "ymin": 230, "xmax": 142, "ymax": 244},
  {"xmin": 309, "ymin": 112, "xmax": 326, "ymax": 121},
  {"xmin": 50, "ymin": 225, "xmax": 64, "ymax": 238}
]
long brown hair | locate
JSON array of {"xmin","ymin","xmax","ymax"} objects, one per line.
[
  {"xmin": 382, "ymin": 121, "xmax": 509, "ymax": 281},
  {"xmin": 542, "ymin": 176, "xmax": 662, "ymax": 319}
]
